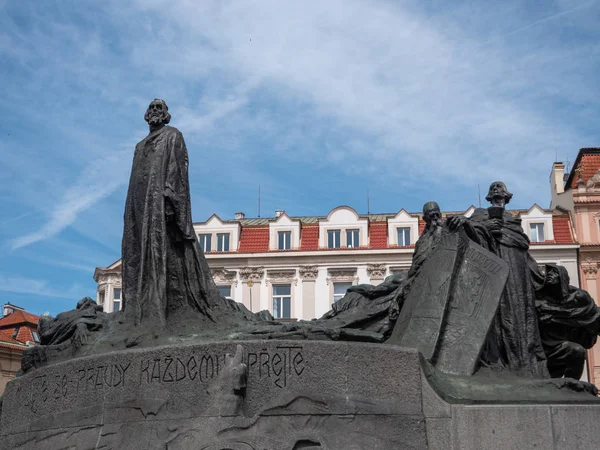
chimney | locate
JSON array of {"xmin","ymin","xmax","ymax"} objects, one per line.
[
  {"xmin": 235, "ymin": 212, "xmax": 245, "ymax": 220},
  {"xmin": 275, "ymin": 210, "xmax": 285, "ymax": 218},
  {"xmin": 551, "ymin": 162, "xmax": 565, "ymax": 195},
  {"xmin": 3, "ymin": 303, "xmax": 24, "ymax": 317}
]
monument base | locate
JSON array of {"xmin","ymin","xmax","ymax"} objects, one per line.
[{"xmin": 1, "ymin": 340, "xmax": 599, "ymax": 449}]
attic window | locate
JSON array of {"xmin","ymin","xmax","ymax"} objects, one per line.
[
  {"xmin": 530, "ymin": 223, "xmax": 545, "ymax": 243},
  {"xmin": 12, "ymin": 327, "xmax": 20, "ymax": 339},
  {"xmin": 32, "ymin": 331, "xmax": 40, "ymax": 343}
]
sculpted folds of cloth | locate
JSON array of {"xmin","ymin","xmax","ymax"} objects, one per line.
[{"xmin": 122, "ymin": 99, "xmax": 223, "ymax": 326}]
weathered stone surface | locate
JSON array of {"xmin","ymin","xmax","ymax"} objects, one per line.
[
  {"xmin": 1, "ymin": 341, "xmax": 427, "ymax": 449},
  {"xmin": 5, "ymin": 340, "xmax": 600, "ymax": 449},
  {"xmin": 450, "ymin": 405, "xmax": 554, "ymax": 450},
  {"xmin": 425, "ymin": 418, "xmax": 452, "ymax": 450},
  {"xmin": 551, "ymin": 405, "xmax": 600, "ymax": 449}
]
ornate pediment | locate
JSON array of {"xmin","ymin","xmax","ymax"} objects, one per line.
[
  {"xmin": 582, "ymin": 256, "xmax": 600, "ymax": 278},
  {"xmin": 212, "ymin": 268, "xmax": 238, "ymax": 286},
  {"xmin": 326, "ymin": 267, "xmax": 358, "ymax": 285},
  {"xmin": 239, "ymin": 267, "xmax": 264, "ymax": 282},
  {"xmin": 266, "ymin": 269, "xmax": 297, "ymax": 286},
  {"xmin": 367, "ymin": 264, "xmax": 387, "ymax": 279},
  {"xmin": 299, "ymin": 265, "xmax": 319, "ymax": 280}
]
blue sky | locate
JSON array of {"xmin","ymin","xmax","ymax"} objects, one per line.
[{"xmin": 1, "ymin": 0, "xmax": 599, "ymax": 316}]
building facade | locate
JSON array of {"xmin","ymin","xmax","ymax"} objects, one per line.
[
  {"xmin": 0, "ymin": 303, "xmax": 40, "ymax": 395},
  {"xmin": 550, "ymin": 148, "xmax": 600, "ymax": 384},
  {"xmin": 95, "ymin": 205, "xmax": 579, "ymax": 322}
]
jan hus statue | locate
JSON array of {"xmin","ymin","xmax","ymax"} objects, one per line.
[{"xmin": 122, "ymin": 99, "xmax": 224, "ymax": 326}]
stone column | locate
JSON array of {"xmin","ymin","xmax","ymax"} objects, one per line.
[
  {"xmin": 367, "ymin": 263, "xmax": 387, "ymax": 285},
  {"xmin": 239, "ymin": 267, "xmax": 264, "ymax": 312},
  {"xmin": 299, "ymin": 266, "xmax": 319, "ymax": 320}
]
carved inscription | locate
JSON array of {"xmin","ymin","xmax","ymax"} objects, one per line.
[
  {"xmin": 246, "ymin": 345, "xmax": 305, "ymax": 389},
  {"xmin": 139, "ymin": 354, "xmax": 225, "ymax": 384},
  {"xmin": 77, "ymin": 362, "xmax": 132, "ymax": 393},
  {"xmin": 19, "ymin": 345, "xmax": 307, "ymax": 414}
]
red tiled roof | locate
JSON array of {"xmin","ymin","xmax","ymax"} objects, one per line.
[
  {"xmin": 0, "ymin": 324, "xmax": 37, "ymax": 345},
  {"xmin": 551, "ymin": 215, "xmax": 575, "ymax": 244},
  {"xmin": 300, "ymin": 225, "xmax": 319, "ymax": 251},
  {"xmin": 0, "ymin": 310, "xmax": 39, "ymax": 328},
  {"xmin": 16, "ymin": 327, "xmax": 34, "ymax": 343},
  {"xmin": 237, "ymin": 226, "xmax": 270, "ymax": 253},
  {"xmin": 570, "ymin": 151, "xmax": 600, "ymax": 188},
  {"xmin": 369, "ymin": 222, "xmax": 388, "ymax": 249},
  {"xmin": 0, "ymin": 341, "xmax": 25, "ymax": 351}
]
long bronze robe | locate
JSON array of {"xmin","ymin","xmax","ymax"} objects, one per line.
[
  {"xmin": 470, "ymin": 208, "xmax": 548, "ymax": 377},
  {"xmin": 122, "ymin": 125, "xmax": 221, "ymax": 326}
]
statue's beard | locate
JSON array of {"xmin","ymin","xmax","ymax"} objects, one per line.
[{"xmin": 148, "ymin": 113, "xmax": 164, "ymax": 126}]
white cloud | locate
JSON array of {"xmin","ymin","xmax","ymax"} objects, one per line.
[
  {"xmin": 112, "ymin": 0, "xmax": 598, "ymax": 200},
  {"xmin": 10, "ymin": 150, "xmax": 130, "ymax": 250},
  {"xmin": 0, "ymin": 274, "xmax": 83, "ymax": 299}
]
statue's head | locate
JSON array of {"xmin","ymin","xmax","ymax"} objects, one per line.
[
  {"xmin": 423, "ymin": 201, "xmax": 441, "ymax": 225},
  {"xmin": 144, "ymin": 98, "xmax": 171, "ymax": 127},
  {"xmin": 543, "ymin": 264, "xmax": 570, "ymax": 300},
  {"xmin": 485, "ymin": 181, "xmax": 513, "ymax": 205},
  {"xmin": 545, "ymin": 265, "xmax": 562, "ymax": 286}
]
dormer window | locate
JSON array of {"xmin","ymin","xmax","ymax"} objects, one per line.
[
  {"xmin": 12, "ymin": 327, "xmax": 19, "ymax": 339},
  {"xmin": 217, "ymin": 233, "xmax": 230, "ymax": 252},
  {"xmin": 397, "ymin": 227, "xmax": 411, "ymax": 246},
  {"xmin": 530, "ymin": 223, "xmax": 545, "ymax": 243},
  {"xmin": 346, "ymin": 229, "xmax": 359, "ymax": 248},
  {"xmin": 32, "ymin": 331, "xmax": 40, "ymax": 343},
  {"xmin": 199, "ymin": 234, "xmax": 212, "ymax": 252},
  {"xmin": 328, "ymin": 230, "xmax": 341, "ymax": 249},
  {"xmin": 278, "ymin": 231, "xmax": 291, "ymax": 250}
]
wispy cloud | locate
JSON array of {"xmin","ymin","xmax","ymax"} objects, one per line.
[
  {"xmin": 108, "ymin": 0, "xmax": 598, "ymax": 200},
  {"xmin": 0, "ymin": 274, "xmax": 84, "ymax": 299},
  {"xmin": 10, "ymin": 150, "xmax": 130, "ymax": 249}
]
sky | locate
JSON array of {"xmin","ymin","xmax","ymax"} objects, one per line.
[{"xmin": 1, "ymin": 0, "xmax": 599, "ymax": 316}]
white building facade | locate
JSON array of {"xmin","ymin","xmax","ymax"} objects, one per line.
[{"xmin": 94, "ymin": 205, "xmax": 580, "ymax": 321}]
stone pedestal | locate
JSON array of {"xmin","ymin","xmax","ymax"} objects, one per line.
[{"xmin": 2, "ymin": 341, "xmax": 600, "ymax": 449}]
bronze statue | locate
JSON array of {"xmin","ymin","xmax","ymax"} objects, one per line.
[
  {"xmin": 468, "ymin": 182, "xmax": 548, "ymax": 377},
  {"xmin": 535, "ymin": 264, "xmax": 600, "ymax": 379},
  {"xmin": 121, "ymin": 99, "xmax": 224, "ymax": 326}
]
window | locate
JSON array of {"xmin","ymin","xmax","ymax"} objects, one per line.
[
  {"xmin": 530, "ymin": 223, "xmax": 545, "ymax": 243},
  {"xmin": 12, "ymin": 327, "xmax": 20, "ymax": 339},
  {"xmin": 218, "ymin": 285, "xmax": 232, "ymax": 299},
  {"xmin": 98, "ymin": 291, "xmax": 105, "ymax": 306},
  {"xmin": 199, "ymin": 234, "xmax": 212, "ymax": 252},
  {"xmin": 217, "ymin": 233, "xmax": 230, "ymax": 252},
  {"xmin": 272, "ymin": 284, "xmax": 291, "ymax": 319},
  {"xmin": 32, "ymin": 331, "xmax": 40, "ymax": 343},
  {"xmin": 327, "ymin": 229, "xmax": 341, "ymax": 249},
  {"xmin": 333, "ymin": 282, "xmax": 352, "ymax": 303},
  {"xmin": 397, "ymin": 227, "xmax": 411, "ymax": 246},
  {"xmin": 113, "ymin": 288, "xmax": 122, "ymax": 312},
  {"xmin": 278, "ymin": 231, "xmax": 291, "ymax": 250},
  {"xmin": 346, "ymin": 229, "xmax": 359, "ymax": 248}
]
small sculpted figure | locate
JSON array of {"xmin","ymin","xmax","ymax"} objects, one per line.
[
  {"xmin": 409, "ymin": 201, "xmax": 444, "ymax": 279},
  {"xmin": 468, "ymin": 182, "xmax": 548, "ymax": 377},
  {"xmin": 122, "ymin": 99, "xmax": 224, "ymax": 326},
  {"xmin": 20, "ymin": 297, "xmax": 106, "ymax": 374},
  {"xmin": 319, "ymin": 201, "xmax": 447, "ymax": 339},
  {"xmin": 535, "ymin": 264, "xmax": 600, "ymax": 379},
  {"xmin": 39, "ymin": 297, "xmax": 105, "ymax": 347}
]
